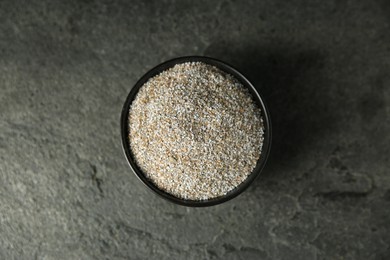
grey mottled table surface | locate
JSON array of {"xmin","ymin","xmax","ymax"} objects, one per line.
[{"xmin": 1, "ymin": 0, "xmax": 389, "ymax": 259}]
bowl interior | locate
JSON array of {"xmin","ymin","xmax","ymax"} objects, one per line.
[{"xmin": 121, "ymin": 56, "xmax": 271, "ymax": 207}]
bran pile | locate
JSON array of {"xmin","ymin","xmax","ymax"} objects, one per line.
[{"xmin": 129, "ymin": 62, "xmax": 264, "ymax": 200}]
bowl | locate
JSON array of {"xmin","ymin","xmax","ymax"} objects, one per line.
[{"xmin": 120, "ymin": 56, "xmax": 271, "ymax": 207}]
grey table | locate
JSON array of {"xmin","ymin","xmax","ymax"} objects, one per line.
[{"xmin": 0, "ymin": 0, "xmax": 389, "ymax": 259}]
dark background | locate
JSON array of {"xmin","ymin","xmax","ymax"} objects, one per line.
[{"xmin": 0, "ymin": 0, "xmax": 389, "ymax": 259}]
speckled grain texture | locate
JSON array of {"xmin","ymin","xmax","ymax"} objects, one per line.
[
  {"xmin": 129, "ymin": 62, "xmax": 264, "ymax": 200},
  {"xmin": 0, "ymin": 0, "xmax": 389, "ymax": 259}
]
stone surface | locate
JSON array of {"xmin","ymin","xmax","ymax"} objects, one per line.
[{"xmin": 0, "ymin": 0, "xmax": 389, "ymax": 259}]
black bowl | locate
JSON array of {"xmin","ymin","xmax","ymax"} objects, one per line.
[{"xmin": 121, "ymin": 56, "xmax": 271, "ymax": 207}]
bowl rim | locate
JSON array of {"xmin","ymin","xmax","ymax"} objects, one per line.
[{"xmin": 120, "ymin": 56, "xmax": 272, "ymax": 207}]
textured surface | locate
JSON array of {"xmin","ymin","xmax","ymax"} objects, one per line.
[
  {"xmin": 0, "ymin": 0, "xmax": 389, "ymax": 259},
  {"xmin": 129, "ymin": 62, "xmax": 264, "ymax": 200}
]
